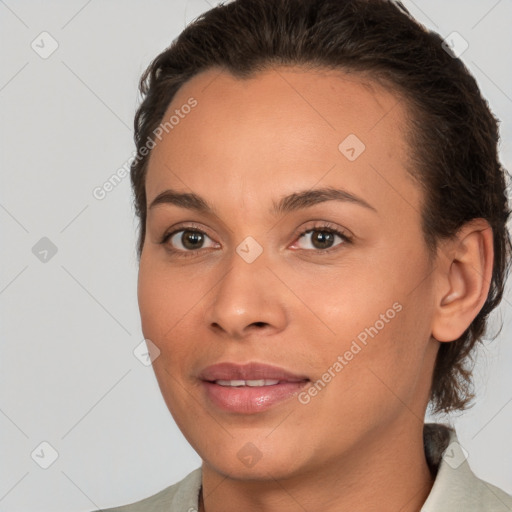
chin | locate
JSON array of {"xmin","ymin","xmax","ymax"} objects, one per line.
[
  {"xmin": 204, "ymin": 450, "xmax": 305, "ymax": 482},
  {"xmin": 194, "ymin": 429, "xmax": 314, "ymax": 482}
]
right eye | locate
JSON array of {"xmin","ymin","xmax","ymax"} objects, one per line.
[{"xmin": 160, "ymin": 226, "xmax": 220, "ymax": 257}]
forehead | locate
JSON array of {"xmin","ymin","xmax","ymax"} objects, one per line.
[{"xmin": 145, "ymin": 65, "xmax": 421, "ymax": 221}]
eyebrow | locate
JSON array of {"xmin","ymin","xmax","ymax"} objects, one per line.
[{"xmin": 148, "ymin": 186, "xmax": 377, "ymax": 215}]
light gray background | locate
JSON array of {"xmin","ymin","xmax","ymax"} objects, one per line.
[{"xmin": 1, "ymin": 1, "xmax": 511, "ymax": 510}]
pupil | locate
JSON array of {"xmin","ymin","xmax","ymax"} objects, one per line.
[
  {"xmin": 313, "ymin": 231, "xmax": 333, "ymax": 249},
  {"xmin": 183, "ymin": 231, "xmax": 203, "ymax": 249}
]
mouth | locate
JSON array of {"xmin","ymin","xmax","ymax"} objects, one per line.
[
  {"xmin": 199, "ymin": 362, "xmax": 310, "ymax": 414},
  {"xmin": 214, "ymin": 379, "xmax": 282, "ymax": 387}
]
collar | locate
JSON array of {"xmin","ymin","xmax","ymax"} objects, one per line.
[{"xmin": 421, "ymin": 422, "xmax": 512, "ymax": 511}]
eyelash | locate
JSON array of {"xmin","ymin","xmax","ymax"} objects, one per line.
[{"xmin": 159, "ymin": 221, "xmax": 352, "ymax": 259}]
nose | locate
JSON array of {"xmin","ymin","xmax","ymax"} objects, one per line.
[{"xmin": 204, "ymin": 248, "xmax": 288, "ymax": 341}]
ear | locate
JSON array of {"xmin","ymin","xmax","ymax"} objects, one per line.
[{"xmin": 431, "ymin": 218, "xmax": 494, "ymax": 343}]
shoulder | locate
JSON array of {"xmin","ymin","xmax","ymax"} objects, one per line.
[
  {"xmin": 93, "ymin": 467, "xmax": 202, "ymax": 512},
  {"xmin": 422, "ymin": 424, "xmax": 512, "ymax": 511}
]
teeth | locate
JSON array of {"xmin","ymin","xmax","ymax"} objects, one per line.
[
  {"xmin": 215, "ymin": 379, "xmax": 280, "ymax": 387},
  {"xmin": 217, "ymin": 379, "xmax": 246, "ymax": 387}
]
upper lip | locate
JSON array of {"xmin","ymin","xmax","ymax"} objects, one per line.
[{"xmin": 199, "ymin": 362, "xmax": 309, "ymax": 382}]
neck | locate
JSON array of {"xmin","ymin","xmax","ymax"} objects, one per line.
[{"xmin": 199, "ymin": 420, "xmax": 434, "ymax": 512}]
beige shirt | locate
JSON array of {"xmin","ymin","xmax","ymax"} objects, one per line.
[{"xmin": 98, "ymin": 423, "xmax": 512, "ymax": 511}]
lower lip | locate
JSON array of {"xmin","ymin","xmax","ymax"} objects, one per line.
[{"xmin": 202, "ymin": 380, "xmax": 309, "ymax": 414}]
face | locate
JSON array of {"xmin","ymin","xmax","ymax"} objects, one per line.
[{"xmin": 138, "ymin": 66, "xmax": 440, "ymax": 480}]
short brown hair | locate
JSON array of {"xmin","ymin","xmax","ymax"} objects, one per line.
[{"xmin": 129, "ymin": 0, "xmax": 511, "ymax": 413}]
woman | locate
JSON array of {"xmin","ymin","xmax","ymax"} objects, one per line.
[{"xmin": 98, "ymin": 0, "xmax": 512, "ymax": 510}]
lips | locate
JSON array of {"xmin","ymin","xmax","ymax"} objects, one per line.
[
  {"xmin": 199, "ymin": 362, "xmax": 309, "ymax": 383},
  {"xmin": 199, "ymin": 362, "xmax": 310, "ymax": 414}
]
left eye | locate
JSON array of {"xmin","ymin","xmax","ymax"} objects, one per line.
[{"xmin": 293, "ymin": 228, "xmax": 349, "ymax": 251}]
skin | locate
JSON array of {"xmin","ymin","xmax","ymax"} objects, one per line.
[{"xmin": 137, "ymin": 65, "xmax": 493, "ymax": 512}]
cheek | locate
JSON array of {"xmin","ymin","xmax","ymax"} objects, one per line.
[
  {"xmin": 137, "ymin": 263, "xmax": 162, "ymax": 336},
  {"xmin": 137, "ymin": 262, "xmax": 194, "ymax": 406},
  {"xmin": 137, "ymin": 257, "xmax": 181, "ymax": 343},
  {"xmin": 284, "ymin": 259, "xmax": 403, "ymax": 355},
  {"xmin": 299, "ymin": 248, "xmax": 433, "ymax": 392},
  {"xmin": 310, "ymin": 309, "xmax": 429, "ymax": 435},
  {"xmin": 335, "ymin": 289, "xmax": 434, "ymax": 417},
  {"xmin": 137, "ymin": 253, "xmax": 196, "ymax": 333},
  {"xmin": 137, "ymin": 257, "xmax": 210, "ymax": 379}
]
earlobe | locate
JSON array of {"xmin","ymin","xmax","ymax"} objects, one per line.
[{"xmin": 431, "ymin": 219, "xmax": 494, "ymax": 343}]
